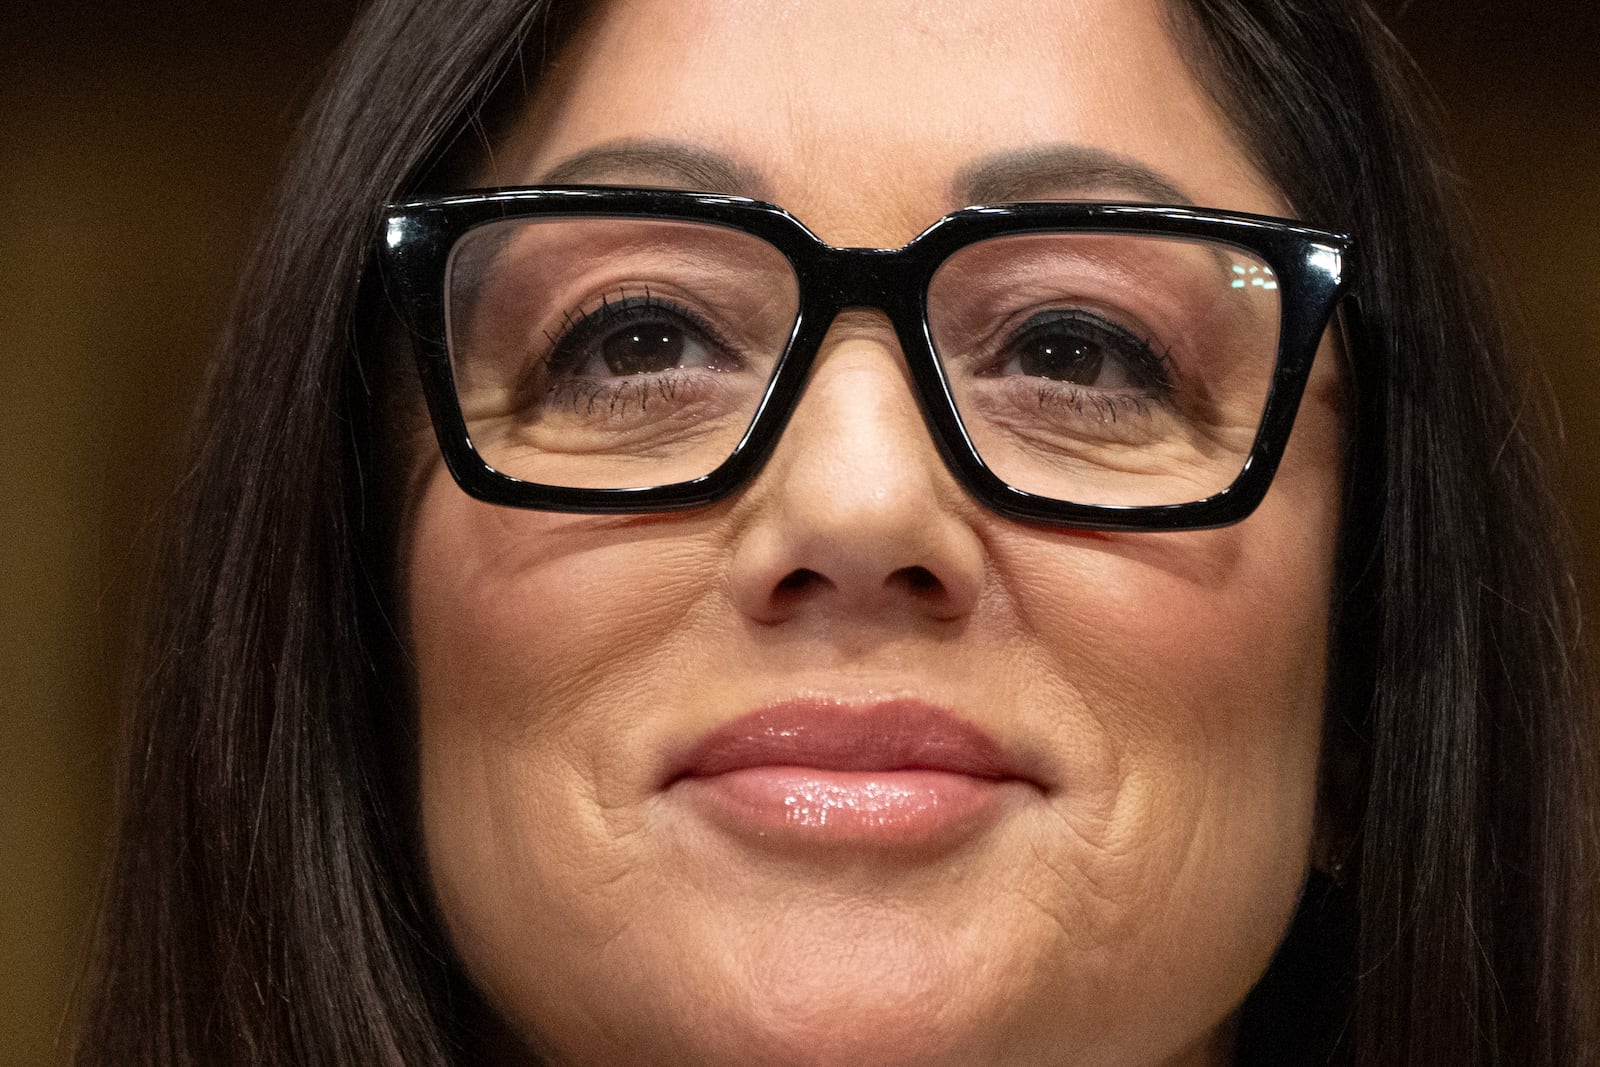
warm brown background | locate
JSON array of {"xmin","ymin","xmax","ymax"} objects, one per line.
[{"xmin": 3, "ymin": 2, "xmax": 1596, "ymax": 1063}]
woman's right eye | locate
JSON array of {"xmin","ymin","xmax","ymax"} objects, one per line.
[
  {"xmin": 591, "ymin": 321, "xmax": 700, "ymax": 375},
  {"xmin": 545, "ymin": 295, "xmax": 740, "ymax": 380}
]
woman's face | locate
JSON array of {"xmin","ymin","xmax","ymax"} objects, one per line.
[{"xmin": 405, "ymin": 0, "xmax": 1344, "ymax": 1063}]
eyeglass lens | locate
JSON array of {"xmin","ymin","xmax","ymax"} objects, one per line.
[{"xmin": 445, "ymin": 217, "xmax": 1283, "ymax": 506}]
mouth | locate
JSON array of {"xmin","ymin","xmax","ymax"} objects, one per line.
[{"xmin": 663, "ymin": 697, "xmax": 1041, "ymax": 850}]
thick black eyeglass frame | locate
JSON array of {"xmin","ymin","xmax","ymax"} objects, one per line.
[{"xmin": 379, "ymin": 186, "xmax": 1354, "ymax": 531}]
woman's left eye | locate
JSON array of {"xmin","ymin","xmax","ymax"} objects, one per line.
[{"xmin": 983, "ymin": 309, "xmax": 1168, "ymax": 391}]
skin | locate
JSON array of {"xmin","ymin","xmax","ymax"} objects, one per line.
[{"xmin": 405, "ymin": 0, "xmax": 1346, "ymax": 1063}]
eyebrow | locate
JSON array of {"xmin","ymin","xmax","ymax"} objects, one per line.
[
  {"xmin": 952, "ymin": 145, "xmax": 1195, "ymax": 207},
  {"xmin": 536, "ymin": 139, "xmax": 773, "ymax": 199},
  {"xmin": 536, "ymin": 138, "xmax": 1194, "ymax": 210}
]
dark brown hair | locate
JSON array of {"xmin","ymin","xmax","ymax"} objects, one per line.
[
  {"xmin": 1170, "ymin": 2, "xmax": 1598, "ymax": 1061},
  {"xmin": 76, "ymin": 1, "xmax": 1598, "ymax": 1063}
]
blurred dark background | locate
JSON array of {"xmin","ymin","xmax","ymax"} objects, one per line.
[{"xmin": 2, "ymin": 1, "xmax": 1596, "ymax": 1062}]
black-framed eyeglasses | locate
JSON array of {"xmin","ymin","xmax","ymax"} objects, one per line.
[{"xmin": 378, "ymin": 186, "xmax": 1353, "ymax": 531}]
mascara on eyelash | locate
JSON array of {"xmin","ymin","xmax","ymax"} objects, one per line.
[
  {"xmin": 1030, "ymin": 385, "xmax": 1162, "ymax": 423},
  {"xmin": 544, "ymin": 371, "xmax": 692, "ymax": 418},
  {"xmin": 539, "ymin": 287, "xmax": 743, "ymax": 378},
  {"xmin": 987, "ymin": 307, "xmax": 1176, "ymax": 394}
]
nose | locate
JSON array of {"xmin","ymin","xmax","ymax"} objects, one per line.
[{"xmin": 727, "ymin": 312, "xmax": 986, "ymax": 626}]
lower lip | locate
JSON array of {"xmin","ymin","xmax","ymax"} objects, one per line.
[{"xmin": 673, "ymin": 766, "xmax": 1013, "ymax": 847}]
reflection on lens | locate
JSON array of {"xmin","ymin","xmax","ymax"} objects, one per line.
[
  {"xmin": 928, "ymin": 232, "xmax": 1282, "ymax": 507},
  {"xmin": 447, "ymin": 217, "xmax": 801, "ymax": 490}
]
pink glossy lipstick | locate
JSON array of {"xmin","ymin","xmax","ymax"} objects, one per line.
[{"xmin": 665, "ymin": 699, "xmax": 1035, "ymax": 848}]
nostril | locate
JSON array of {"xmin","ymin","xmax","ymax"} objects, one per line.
[
  {"xmin": 894, "ymin": 565, "xmax": 942, "ymax": 595},
  {"xmin": 776, "ymin": 568, "xmax": 827, "ymax": 595}
]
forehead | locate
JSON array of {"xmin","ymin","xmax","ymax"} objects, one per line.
[{"xmin": 487, "ymin": 0, "xmax": 1283, "ymax": 245}]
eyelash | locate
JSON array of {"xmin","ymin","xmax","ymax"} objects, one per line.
[
  {"xmin": 541, "ymin": 288, "xmax": 736, "ymax": 376},
  {"xmin": 1027, "ymin": 383, "xmax": 1165, "ymax": 423},
  {"xmin": 983, "ymin": 309, "xmax": 1175, "ymax": 405},
  {"xmin": 543, "ymin": 372, "xmax": 694, "ymax": 418},
  {"xmin": 521, "ymin": 292, "xmax": 1178, "ymax": 428},
  {"xmin": 524, "ymin": 288, "xmax": 740, "ymax": 417}
]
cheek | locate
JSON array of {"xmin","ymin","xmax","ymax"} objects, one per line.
[
  {"xmin": 407, "ymin": 471, "xmax": 717, "ymax": 742},
  {"xmin": 987, "ymin": 415, "xmax": 1337, "ymax": 980},
  {"xmin": 405, "ymin": 467, "xmax": 728, "ymax": 974}
]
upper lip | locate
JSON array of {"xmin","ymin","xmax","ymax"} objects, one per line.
[{"xmin": 665, "ymin": 697, "xmax": 1034, "ymax": 784}]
